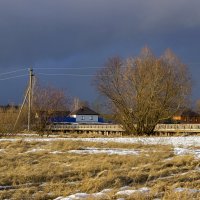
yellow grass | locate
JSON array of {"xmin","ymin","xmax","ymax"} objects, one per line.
[{"xmin": 0, "ymin": 139, "xmax": 199, "ymax": 199}]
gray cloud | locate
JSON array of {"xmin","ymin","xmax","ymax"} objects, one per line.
[
  {"xmin": 0, "ymin": 0, "xmax": 200, "ymax": 103},
  {"xmin": 0, "ymin": 0, "xmax": 199, "ymax": 65}
]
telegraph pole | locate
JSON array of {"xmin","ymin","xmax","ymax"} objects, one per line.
[{"xmin": 28, "ymin": 68, "xmax": 33, "ymax": 132}]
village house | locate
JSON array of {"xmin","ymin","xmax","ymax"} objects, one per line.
[
  {"xmin": 69, "ymin": 106, "xmax": 100, "ymax": 123},
  {"xmin": 173, "ymin": 109, "xmax": 200, "ymax": 123},
  {"xmin": 35, "ymin": 106, "xmax": 104, "ymax": 124}
]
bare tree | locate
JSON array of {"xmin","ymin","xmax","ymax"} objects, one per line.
[
  {"xmin": 195, "ymin": 99, "xmax": 200, "ymax": 114},
  {"xmin": 71, "ymin": 97, "xmax": 89, "ymax": 111},
  {"xmin": 95, "ymin": 47, "xmax": 191, "ymax": 135},
  {"xmin": 0, "ymin": 105, "xmax": 19, "ymax": 133},
  {"xmin": 32, "ymin": 82, "xmax": 71, "ymax": 132}
]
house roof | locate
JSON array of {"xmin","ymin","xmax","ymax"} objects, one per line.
[
  {"xmin": 70, "ymin": 106, "xmax": 99, "ymax": 116},
  {"xmin": 181, "ymin": 110, "xmax": 200, "ymax": 117}
]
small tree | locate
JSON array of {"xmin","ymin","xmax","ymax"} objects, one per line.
[
  {"xmin": 195, "ymin": 99, "xmax": 200, "ymax": 114},
  {"xmin": 0, "ymin": 105, "xmax": 19, "ymax": 133},
  {"xmin": 95, "ymin": 47, "xmax": 191, "ymax": 135},
  {"xmin": 32, "ymin": 82, "xmax": 70, "ymax": 132},
  {"xmin": 71, "ymin": 97, "xmax": 89, "ymax": 111}
]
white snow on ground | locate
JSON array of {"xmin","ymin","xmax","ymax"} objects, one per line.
[
  {"xmin": 25, "ymin": 148, "xmax": 46, "ymax": 153},
  {"xmin": 1, "ymin": 137, "xmax": 199, "ymax": 158},
  {"xmin": 0, "ymin": 185, "xmax": 13, "ymax": 190},
  {"xmin": 174, "ymin": 147, "xmax": 200, "ymax": 159},
  {"xmin": 174, "ymin": 187, "xmax": 200, "ymax": 193},
  {"xmin": 1, "ymin": 136, "xmax": 199, "ymax": 158},
  {"xmin": 196, "ymin": 167, "xmax": 200, "ymax": 171},
  {"xmin": 53, "ymin": 186, "xmax": 200, "ymax": 200},
  {"xmin": 0, "ymin": 136, "xmax": 199, "ymax": 147},
  {"xmin": 54, "ymin": 188, "xmax": 112, "ymax": 200},
  {"xmin": 119, "ymin": 186, "xmax": 131, "ymax": 191},
  {"xmin": 116, "ymin": 190, "xmax": 138, "ymax": 196},
  {"xmin": 0, "ymin": 149, "xmax": 5, "ymax": 153},
  {"xmin": 116, "ymin": 187, "xmax": 150, "ymax": 196},
  {"xmin": 68, "ymin": 147, "xmax": 140, "ymax": 156},
  {"xmin": 54, "ymin": 187, "xmax": 150, "ymax": 200},
  {"xmin": 50, "ymin": 151, "xmax": 63, "ymax": 154},
  {"xmin": 68, "ymin": 147, "xmax": 200, "ymax": 159},
  {"xmin": 67, "ymin": 137, "xmax": 200, "ymax": 147},
  {"xmin": 12, "ymin": 146, "xmax": 199, "ymax": 159}
]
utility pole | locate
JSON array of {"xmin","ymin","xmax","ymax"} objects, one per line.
[{"xmin": 28, "ymin": 68, "xmax": 33, "ymax": 132}]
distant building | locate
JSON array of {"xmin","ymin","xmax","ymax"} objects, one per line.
[
  {"xmin": 45, "ymin": 107, "xmax": 105, "ymax": 124},
  {"xmin": 173, "ymin": 109, "xmax": 200, "ymax": 123},
  {"xmin": 70, "ymin": 106, "xmax": 99, "ymax": 123}
]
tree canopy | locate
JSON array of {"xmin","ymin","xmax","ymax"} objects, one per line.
[{"xmin": 95, "ymin": 47, "xmax": 191, "ymax": 135}]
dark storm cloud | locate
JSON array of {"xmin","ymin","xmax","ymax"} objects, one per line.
[
  {"xmin": 0, "ymin": 0, "xmax": 200, "ymax": 67},
  {"xmin": 1, "ymin": 0, "xmax": 200, "ymax": 103}
]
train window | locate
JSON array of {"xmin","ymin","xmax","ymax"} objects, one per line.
[
  {"xmin": 90, "ymin": 116, "xmax": 93, "ymax": 120},
  {"xmin": 81, "ymin": 116, "xmax": 85, "ymax": 120}
]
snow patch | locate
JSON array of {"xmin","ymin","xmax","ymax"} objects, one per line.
[
  {"xmin": 25, "ymin": 148, "xmax": 46, "ymax": 153},
  {"xmin": 50, "ymin": 151, "xmax": 63, "ymax": 154},
  {"xmin": 138, "ymin": 187, "xmax": 150, "ymax": 193},
  {"xmin": 116, "ymin": 190, "xmax": 137, "ymax": 196},
  {"xmin": 174, "ymin": 147, "xmax": 200, "ymax": 159},
  {"xmin": 67, "ymin": 193, "xmax": 90, "ymax": 199},
  {"xmin": 195, "ymin": 166, "xmax": 200, "ymax": 171},
  {"xmin": 0, "ymin": 185, "xmax": 13, "ymax": 190},
  {"xmin": 0, "ymin": 149, "xmax": 5, "ymax": 153},
  {"xmin": 174, "ymin": 187, "xmax": 200, "ymax": 193},
  {"xmin": 54, "ymin": 187, "xmax": 150, "ymax": 199},
  {"xmin": 1, "ymin": 136, "xmax": 200, "ymax": 147},
  {"xmin": 116, "ymin": 187, "xmax": 150, "ymax": 196},
  {"xmin": 66, "ymin": 137, "xmax": 200, "ymax": 147},
  {"xmin": 100, "ymin": 189, "xmax": 112, "ymax": 193},
  {"xmin": 54, "ymin": 188, "xmax": 112, "ymax": 200},
  {"xmin": 119, "ymin": 186, "xmax": 131, "ymax": 191},
  {"xmin": 68, "ymin": 147, "xmax": 139, "ymax": 156}
]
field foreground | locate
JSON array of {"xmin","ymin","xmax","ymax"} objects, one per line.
[{"xmin": 0, "ymin": 136, "xmax": 199, "ymax": 199}]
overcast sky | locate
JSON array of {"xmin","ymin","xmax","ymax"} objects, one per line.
[{"xmin": 0, "ymin": 0, "xmax": 200, "ymax": 105}]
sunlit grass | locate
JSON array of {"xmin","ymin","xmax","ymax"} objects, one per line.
[{"xmin": 0, "ymin": 140, "xmax": 199, "ymax": 199}]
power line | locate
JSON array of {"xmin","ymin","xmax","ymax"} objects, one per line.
[
  {"xmin": 0, "ymin": 68, "xmax": 27, "ymax": 76},
  {"xmin": 33, "ymin": 65, "xmax": 130, "ymax": 70},
  {"xmin": 0, "ymin": 74, "xmax": 28, "ymax": 81},
  {"xmin": 37, "ymin": 73, "xmax": 97, "ymax": 77},
  {"xmin": 33, "ymin": 63, "xmax": 200, "ymax": 69},
  {"xmin": 33, "ymin": 67, "xmax": 103, "ymax": 70},
  {"xmin": 0, "ymin": 62, "xmax": 198, "ymax": 78},
  {"xmin": 186, "ymin": 63, "xmax": 200, "ymax": 64},
  {"xmin": 2, "ymin": 62, "xmax": 198, "ymax": 80}
]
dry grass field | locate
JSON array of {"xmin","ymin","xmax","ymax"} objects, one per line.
[{"xmin": 0, "ymin": 138, "xmax": 199, "ymax": 200}]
